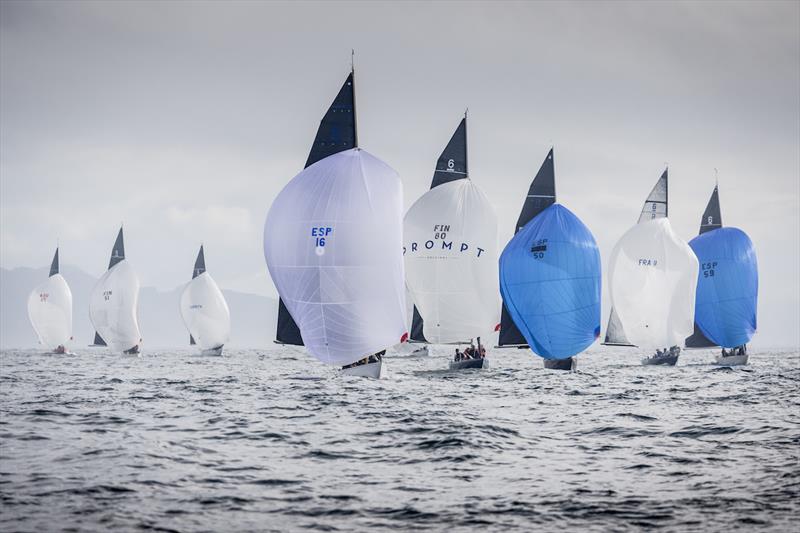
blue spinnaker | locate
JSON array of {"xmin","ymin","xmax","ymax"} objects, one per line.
[
  {"xmin": 689, "ymin": 227, "xmax": 758, "ymax": 348},
  {"xmin": 499, "ymin": 204, "xmax": 601, "ymax": 359}
]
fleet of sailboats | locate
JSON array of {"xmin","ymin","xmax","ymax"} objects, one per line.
[
  {"xmin": 180, "ymin": 246, "xmax": 231, "ymax": 356},
  {"xmin": 23, "ymin": 67, "xmax": 760, "ymax": 375}
]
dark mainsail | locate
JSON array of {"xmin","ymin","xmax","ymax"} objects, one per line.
[
  {"xmin": 603, "ymin": 169, "xmax": 668, "ymax": 347},
  {"xmin": 190, "ymin": 245, "xmax": 206, "ymax": 345},
  {"xmin": 497, "ymin": 148, "xmax": 556, "ymax": 347},
  {"xmin": 686, "ymin": 185, "xmax": 723, "ymax": 348},
  {"xmin": 49, "ymin": 248, "xmax": 59, "ymax": 277},
  {"xmin": 93, "ymin": 227, "xmax": 126, "ymax": 346},
  {"xmin": 699, "ymin": 185, "xmax": 722, "ymax": 235},
  {"xmin": 410, "ymin": 116, "xmax": 470, "ymax": 343},
  {"xmin": 276, "ymin": 71, "xmax": 358, "ymax": 346}
]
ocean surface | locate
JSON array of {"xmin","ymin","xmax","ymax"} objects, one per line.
[{"xmin": 1, "ymin": 345, "xmax": 798, "ymax": 532}]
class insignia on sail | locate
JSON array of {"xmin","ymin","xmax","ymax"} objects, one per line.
[
  {"xmin": 607, "ymin": 171, "xmax": 699, "ymax": 366},
  {"xmin": 497, "ymin": 148, "xmax": 556, "ymax": 348},
  {"xmin": 263, "ymin": 148, "xmax": 407, "ymax": 375},
  {"xmin": 180, "ymin": 245, "xmax": 231, "ymax": 356},
  {"xmin": 27, "ymin": 247, "xmax": 73, "ymax": 354},
  {"xmin": 686, "ymin": 185, "xmax": 757, "ymax": 364},
  {"xmin": 275, "ymin": 70, "xmax": 358, "ymax": 348},
  {"xmin": 89, "ymin": 227, "xmax": 142, "ymax": 355},
  {"xmin": 499, "ymin": 196, "xmax": 601, "ymax": 369}
]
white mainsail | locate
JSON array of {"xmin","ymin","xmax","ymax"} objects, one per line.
[
  {"xmin": 404, "ymin": 179, "xmax": 499, "ymax": 343},
  {"xmin": 608, "ymin": 218, "xmax": 699, "ymax": 348},
  {"xmin": 180, "ymin": 272, "xmax": 230, "ymax": 351},
  {"xmin": 89, "ymin": 261, "xmax": 142, "ymax": 353},
  {"xmin": 27, "ymin": 274, "xmax": 72, "ymax": 351},
  {"xmin": 263, "ymin": 148, "xmax": 407, "ymax": 366}
]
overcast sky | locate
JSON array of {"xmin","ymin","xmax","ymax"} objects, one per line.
[{"xmin": 1, "ymin": 1, "xmax": 798, "ymax": 347}]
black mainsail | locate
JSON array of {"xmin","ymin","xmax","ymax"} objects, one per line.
[
  {"xmin": 49, "ymin": 248, "xmax": 59, "ymax": 277},
  {"xmin": 275, "ymin": 70, "xmax": 357, "ymax": 346},
  {"xmin": 603, "ymin": 169, "xmax": 668, "ymax": 347},
  {"xmin": 497, "ymin": 148, "xmax": 556, "ymax": 347},
  {"xmin": 410, "ymin": 116, "xmax": 469, "ymax": 343},
  {"xmin": 189, "ymin": 245, "xmax": 206, "ymax": 345},
  {"xmin": 92, "ymin": 227, "xmax": 125, "ymax": 346},
  {"xmin": 685, "ymin": 185, "xmax": 722, "ymax": 348}
]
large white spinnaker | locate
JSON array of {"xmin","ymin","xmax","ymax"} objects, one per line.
[
  {"xmin": 608, "ymin": 218, "xmax": 699, "ymax": 348},
  {"xmin": 404, "ymin": 179, "xmax": 499, "ymax": 343},
  {"xmin": 27, "ymin": 248, "xmax": 72, "ymax": 351},
  {"xmin": 180, "ymin": 272, "xmax": 230, "ymax": 352},
  {"xmin": 89, "ymin": 260, "xmax": 142, "ymax": 353},
  {"xmin": 264, "ymin": 148, "xmax": 408, "ymax": 366}
]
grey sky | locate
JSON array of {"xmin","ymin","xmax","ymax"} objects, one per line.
[{"xmin": 1, "ymin": 1, "xmax": 798, "ymax": 347}]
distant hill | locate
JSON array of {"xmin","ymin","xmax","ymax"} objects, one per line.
[{"xmin": 0, "ymin": 265, "xmax": 277, "ymax": 349}]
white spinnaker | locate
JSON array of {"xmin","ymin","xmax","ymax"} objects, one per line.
[
  {"xmin": 404, "ymin": 179, "xmax": 500, "ymax": 343},
  {"xmin": 89, "ymin": 260, "xmax": 141, "ymax": 353},
  {"xmin": 180, "ymin": 272, "xmax": 230, "ymax": 350},
  {"xmin": 609, "ymin": 218, "xmax": 699, "ymax": 348},
  {"xmin": 27, "ymin": 274, "xmax": 72, "ymax": 350},
  {"xmin": 264, "ymin": 148, "xmax": 407, "ymax": 366}
]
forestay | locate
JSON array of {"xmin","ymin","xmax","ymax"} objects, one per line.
[
  {"xmin": 499, "ymin": 204, "xmax": 601, "ymax": 359},
  {"xmin": 27, "ymin": 249, "xmax": 72, "ymax": 350},
  {"xmin": 180, "ymin": 272, "xmax": 231, "ymax": 350},
  {"xmin": 609, "ymin": 218, "xmax": 698, "ymax": 348},
  {"xmin": 689, "ymin": 227, "xmax": 758, "ymax": 348},
  {"xmin": 89, "ymin": 261, "xmax": 142, "ymax": 353},
  {"xmin": 264, "ymin": 148, "xmax": 407, "ymax": 366},
  {"xmin": 404, "ymin": 179, "xmax": 499, "ymax": 344}
]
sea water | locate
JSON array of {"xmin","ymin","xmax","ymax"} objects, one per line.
[{"xmin": 1, "ymin": 345, "xmax": 798, "ymax": 531}]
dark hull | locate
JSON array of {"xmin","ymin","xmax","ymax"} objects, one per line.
[
  {"xmin": 448, "ymin": 358, "xmax": 486, "ymax": 370},
  {"xmin": 543, "ymin": 357, "xmax": 576, "ymax": 371}
]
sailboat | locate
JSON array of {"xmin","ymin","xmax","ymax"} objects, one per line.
[
  {"xmin": 89, "ymin": 227, "xmax": 142, "ymax": 354},
  {"xmin": 603, "ymin": 170, "xmax": 669, "ymax": 347},
  {"xmin": 180, "ymin": 245, "xmax": 231, "ymax": 356},
  {"xmin": 687, "ymin": 184, "xmax": 758, "ymax": 365},
  {"xmin": 403, "ymin": 114, "xmax": 499, "ymax": 370},
  {"xmin": 274, "ymin": 67, "xmax": 357, "ymax": 349},
  {"xmin": 607, "ymin": 170, "xmax": 699, "ymax": 366},
  {"xmin": 27, "ymin": 248, "xmax": 73, "ymax": 354},
  {"xmin": 264, "ymin": 146, "xmax": 407, "ymax": 379},
  {"xmin": 498, "ymin": 150, "xmax": 601, "ymax": 371}
]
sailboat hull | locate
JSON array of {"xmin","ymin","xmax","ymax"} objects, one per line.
[
  {"xmin": 448, "ymin": 358, "xmax": 487, "ymax": 370},
  {"xmin": 641, "ymin": 353, "xmax": 679, "ymax": 366},
  {"xmin": 200, "ymin": 345, "xmax": 224, "ymax": 356},
  {"xmin": 714, "ymin": 353, "xmax": 748, "ymax": 366},
  {"xmin": 543, "ymin": 357, "xmax": 576, "ymax": 371},
  {"xmin": 341, "ymin": 361, "xmax": 386, "ymax": 379}
]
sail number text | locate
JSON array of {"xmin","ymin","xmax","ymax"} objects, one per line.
[
  {"xmin": 103, "ymin": 290, "xmax": 112, "ymax": 301},
  {"xmin": 530, "ymin": 239, "xmax": 548, "ymax": 259},
  {"xmin": 702, "ymin": 261, "xmax": 717, "ymax": 277},
  {"xmin": 638, "ymin": 259, "xmax": 658, "ymax": 266}
]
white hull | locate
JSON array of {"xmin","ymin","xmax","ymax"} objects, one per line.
[
  {"xmin": 200, "ymin": 345, "xmax": 224, "ymax": 356},
  {"xmin": 715, "ymin": 353, "xmax": 748, "ymax": 366},
  {"xmin": 341, "ymin": 361, "xmax": 386, "ymax": 379},
  {"xmin": 408, "ymin": 345, "xmax": 429, "ymax": 357}
]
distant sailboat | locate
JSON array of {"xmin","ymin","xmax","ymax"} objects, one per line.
[
  {"xmin": 180, "ymin": 246, "xmax": 231, "ymax": 356},
  {"xmin": 687, "ymin": 184, "xmax": 758, "ymax": 365},
  {"xmin": 89, "ymin": 227, "xmax": 142, "ymax": 354},
  {"xmin": 608, "ymin": 170, "xmax": 699, "ymax": 366},
  {"xmin": 264, "ymin": 148, "xmax": 407, "ymax": 379},
  {"xmin": 603, "ymin": 169, "xmax": 669, "ymax": 347},
  {"xmin": 497, "ymin": 148, "xmax": 556, "ymax": 350},
  {"xmin": 498, "ymin": 151, "xmax": 601, "ymax": 371},
  {"xmin": 27, "ymin": 248, "xmax": 73, "ymax": 354},
  {"xmin": 274, "ymin": 68, "xmax": 357, "ymax": 348},
  {"xmin": 403, "ymin": 114, "xmax": 499, "ymax": 369}
]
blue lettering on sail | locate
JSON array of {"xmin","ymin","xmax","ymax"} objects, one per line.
[
  {"xmin": 311, "ymin": 227, "xmax": 333, "ymax": 249},
  {"xmin": 638, "ymin": 258, "xmax": 658, "ymax": 266}
]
